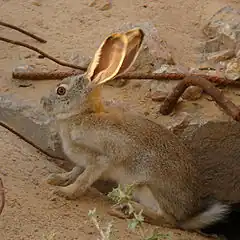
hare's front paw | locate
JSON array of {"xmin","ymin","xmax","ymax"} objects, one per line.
[
  {"xmin": 46, "ymin": 167, "xmax": 83, "ymax": 187},
  {"xmin": 52, "ymin": 184, "xmax": 84, "ymax": 200},
  {"xmin": 46, "ymin": 173, "xmax": 75, "ymax": 186}
]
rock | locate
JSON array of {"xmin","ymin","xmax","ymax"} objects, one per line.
[
  {"xmin": 225, "ymin": 57, "xmax": 240, "ymax": 80},
  {"xmin": 205, "ymin": 49, "xmax": 235, "ymax": 63},
  {"xmin": 203, "ymin": 6, "xmax": 240, "ymax": 54},
  {"xmin": 154, "ymin": 64, "xmax": 188, "ymax": 74},
  {"xmin": 0, "ymin": 94, "xmax": 64, "ymax": 160},
  {"xmin": 114, "ymin": 22, "xmax": 175, "ymax": 73},
  {"xmin": 17, "ymin": 81, "xmax": 33, "ymax": 88},
  {"xmin": 32, "ymin": 0, "xmax": 42, "ymax": 6},
  {"xmin": 149, "ymin": 79, "xmax": 177, "ymax": 97},
  {"xmin": 199, "ymin": 37, "xmax": 222, "ymax": 53},
  {"xmin": 24, "ymin": 53, "xmax": 36, "ymax": 59},
  {"xmin": 106, "ymin": 79, "xmax": 129, "ymax": 87},
  {"xmin": 236, "ymin": 42, "xmax": 240, "ymax": 57},
  {"xmin": 182, "ymin": 86, "xmax": 203, "ymax": 101},
  {"xmin": 150, "ymin": 90, "xmax": 168, "ymax": 102},
  {"xmin": 13, "ymin": 64, "xmax": 35, "ymax": 73},
  {"xmin": 89, "ymin": 0, "xmax": 112, "ymax": 11},
  {"xmin": 167, "ymin": 112, "xmax": 191, "ymax": 136},
  {"xmin": 147, "ymin": 64, "xmax": 187, "ymax": 101},
  {"xmin": 99, "ymin": 2, "xmax": 112, "ymax": 11},
  {"xmin": 69, "ymin": 53, "xmax": 90, "ymax": 69}
]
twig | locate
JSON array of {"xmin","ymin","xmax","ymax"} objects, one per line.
[
  {"xmin": 119, "ymin": 72, "xmax": 240, "ymax": 86},
  {"xmin": 0, "ymin": 177, "xmax": 5, "ymax": 216},
  {"xmin": 12, "ymin": 70, "xmax": 81, "ymax": 80},
  {"xmin": 0, "ymin": 37, "xmax": 87, "ymax": 71},
  {"xmin": 12, "ymin": 70, "xmax": 240, "ymax": 87},
  {"xmin": 0, "ymin": 20, "xmax": 47, "ymax": 43},
  {"xmin": 159, "ymin": 76, "xmax": 240, "ymax": 121}
]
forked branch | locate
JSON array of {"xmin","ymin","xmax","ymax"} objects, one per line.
[
  {"xmin": 0, "ymin": 20, "xmax": 47, "ymax": 43},
  {"xmin": 0, "ymin": 37, "xmax": 86, "ymax": 71},
  {"xmin": 160, "ymin": 76, "xmax": 240, "ymax": 121}
]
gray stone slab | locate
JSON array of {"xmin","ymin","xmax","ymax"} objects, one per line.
[{"xmin": 0, "ymin": 94, "xmax": 64, "ymax": 159}]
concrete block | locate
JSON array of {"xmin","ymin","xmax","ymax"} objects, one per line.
[{"xmin": 0, "ymin": 94, "xmax": 64, "ymax": 159}]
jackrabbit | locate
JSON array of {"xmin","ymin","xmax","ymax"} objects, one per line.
[{"xmin": 41, "ymin": 28, "xmax": 230, "ymax": 231}]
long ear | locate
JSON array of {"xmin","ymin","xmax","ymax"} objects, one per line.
[
  {"xmin": 85, "ymin": 33, "xmax": 128, "ymax": 85},
  {"xmin": 116, "ymin": 28, "xmax": 144, "ymax": 76}
]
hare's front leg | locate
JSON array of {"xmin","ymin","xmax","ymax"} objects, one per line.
[
  {"xmin": 46, "ymin": 166, "xmax": 83, "ymax": 186},
  {"xmin": 53, "ymin": 156, "xmax": 109, "ymax": 200}
]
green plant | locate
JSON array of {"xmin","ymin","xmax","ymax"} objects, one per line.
[
  {"xmin": 107, "ymin": 183, "xmax": 136, "ymax": 206},
  {"xmin": 88, "ymin": 184, "xmax": 171, "ymax": 240},
  {"xmin": 108, "ymin": 184, "xmax": 171, "ymax": 240},
  {"xmin": 42, "ymin": 231, "xmax": 56, "ymax": 240},
  {"xmin": 88, "ymin": 208, "xmax": 114, "ymax": 240}
]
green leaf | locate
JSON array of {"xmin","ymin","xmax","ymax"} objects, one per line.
[
  {"xmin": 133, "ymin": 209, "xmax": 144, "ymax": 223},
  {"xmin": 144, "ymin": 231, "xmax": 171, "ymax": 240},
  {"xmin": 88, "ymin": 208, "xmax": 97, "ymax": 217},
  {"xmin": 128, "ymin": 219, "xmax": 141, "ymax": 231}
]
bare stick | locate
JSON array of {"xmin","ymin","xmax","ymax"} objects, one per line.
[
  {"xmin": 119, "ymin": 72, "xmax": 240, "ymax": 86},
  {"xmin": 0, "ymin": 20, "xmax": 47, "ymax": 43},
  {"xmin": 0, "ymin": 178, "xmax": 5, "ymax": 216},
  {"xmin": 12, "ymin": 70, "xmax": 81, "ymax": 80},
  {"xmin": 12, "ymin": 70, "xmax": 240, "ymax": 87},
  {"xmin": 0, "ymin": 37, "xmax": 87, "ymax": 71},
  {"xmin": 160, "ymin": 76, "xmax": 240, "ymax": 121}
]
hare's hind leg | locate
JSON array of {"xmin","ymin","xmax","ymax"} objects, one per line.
[
  {"xmin": 133, "ymin": 185, "xmax": 177, "ymax": 227},
  {"xmin": 110, "ymin": 185, "xmax": 177, "ymax": 228},
  {"xmin": 46, "ymin": 166, "xmax": 83, "ymax": 186},
  {"xmin": 128, "ymin": 201, "xmax": 176, "ymax": 228}
]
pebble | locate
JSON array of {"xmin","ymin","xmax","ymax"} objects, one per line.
[{"xmin": 182, "ymin": 86, "xmax": 203, "ymax": 101}]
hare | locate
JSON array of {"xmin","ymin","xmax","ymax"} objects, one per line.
[{"xmin": 41, "ymin": 28, "xmax": 230, "ymax": 231}]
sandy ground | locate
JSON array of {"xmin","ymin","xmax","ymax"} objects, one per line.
[{"xmin": 0, "ymin": 0, "xmax": 239, "ymax": 239}]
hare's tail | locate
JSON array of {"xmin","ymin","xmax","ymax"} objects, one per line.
[{"xmin": 179, "ymin": 202, "xmax": 229, "ymax": 230}]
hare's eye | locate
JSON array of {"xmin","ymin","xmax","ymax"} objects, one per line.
[{"xmin": 56, "ymin": 86, "xmax": 66, "ymax": 96}]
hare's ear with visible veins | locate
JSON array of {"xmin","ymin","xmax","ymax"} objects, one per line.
[
  {"xmin": 85, "ymin": 33, "xmax": 128, "ymax": 85},
  {"xmin": 116, "ymin": 28, "xmax": 144, "ymax": 77}
]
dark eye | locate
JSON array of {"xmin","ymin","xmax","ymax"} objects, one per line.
[{"xmin": 56, "ymin": 86, "xmax": 66, "ymax": 96}]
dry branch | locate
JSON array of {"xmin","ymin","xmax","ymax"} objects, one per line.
[
  {"xmin": 0, "ymin": 20, "xmax": 47, "ymax": 43},
  {"xmin": 0, "ymin": 37, "xmax": 87, "ymax": 71},
  {"xmin": 12, "ymin": 70, "xmax": 240, "ymax": 87},
  {"xmin": 12, "ymin": 70, "xmax": 81, "ymax": 80},
  {"xmin": 119, "ymin": 72, "xmax": 240, "ymax": 86},
  {"xmin": 0, "ymin": 177, "xmax": 5, "ymax": 216},
  {"xmin": 159, "ymin": 76, "xmax": 240, "ymax": 121}
]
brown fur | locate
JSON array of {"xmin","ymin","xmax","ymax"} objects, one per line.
[{"xmin": 41, "ymin": 28, "xmax": 233, "ymax": 231}]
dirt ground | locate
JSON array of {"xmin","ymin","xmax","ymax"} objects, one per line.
[{"xmin": 0, "ymin": 0, "xmax": 239, "ymax": 239}]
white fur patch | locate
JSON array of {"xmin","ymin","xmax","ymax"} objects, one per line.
[{"xmin": 180, "ymin": 202, "xmax": 230, "ymax": 230}]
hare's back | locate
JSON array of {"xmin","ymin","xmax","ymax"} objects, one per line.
[{"xmin": 90, "ymin": 111, "xmax": 195, "ymax": 166}]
